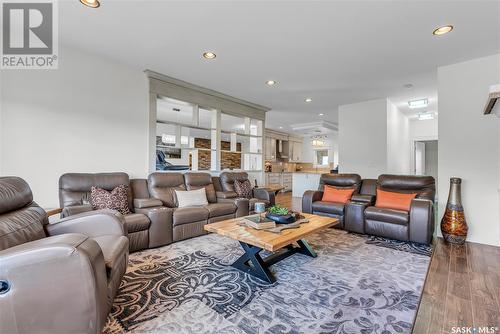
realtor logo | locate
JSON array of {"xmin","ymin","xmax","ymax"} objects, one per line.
[{"xmin": 1, "ymin": 0, "xmax": 58, "ymax": 69}]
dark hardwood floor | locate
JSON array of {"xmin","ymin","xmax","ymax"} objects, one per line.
[{"xmin": 274, "ymin": 192, "xmax": 500, "ymax": 333}]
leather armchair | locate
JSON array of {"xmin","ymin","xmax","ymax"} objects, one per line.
[
  {"xmin": 214, "ymin": 172, "xmax": 275, "ymax": 214},
  {"xmin": 59, "ymin": 172, "xmax": 173, "ymax": 252},
  {"xmin": 302, "ymin": 173, "xmax": 362, "ymax": 228},
  {"xmin": 0, "ymin": 177, "xmax": 128, "ymax": 334},
  {"xmin": 364, "ymin": 174, "xmax": 435, "ymax": 244}
]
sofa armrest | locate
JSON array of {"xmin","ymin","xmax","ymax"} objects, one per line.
[
  {"xmin": 216, "ymin": 191, "xmax": 238, "ymax": 199},
  {"xmin": 61, "ymin": 204, "xmax": 93, "ymax": 218},
  {"xmin": 302, "ymin": 190, "xmax": 323, "ymax": 213},
  {"xmin": 217, "ymin": 197, "xmax": 250, "ymax": 217},
  {"xmin": 350, "ymin": 194, "xmax": 375, "ymax": 205},
  {"xmin": 134, "ymin": 198, "xmax": 163, "ymax": 209},
  {"xmin": 409, "ymin": 199, "xmax": 434, "ymax": 244},
  {"xmin": 0, "ymin": 234, "xmax": 109, "ymax": 334},
  {"xmin": 134, "ymin": 206, "xmax": 173, "ymax": 247},
  {"xmin": 46, "ymin": 209, "xmax": 126, "ymax": 238},
  {"xmin": 253, "ymin": 188, "xmax": 276, "ymax": 206},
  {"xmin": 345, "ymin": 202, "xmax": 368, "ymax": 234}
]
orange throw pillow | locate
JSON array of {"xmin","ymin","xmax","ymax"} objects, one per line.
[
  {"xmin": 375, "ymin": 189, "xmax": 417, "ymax": 211},
  {"xmin": 322, "ymin": 186, "xmax": 355, "ymax": 204}
]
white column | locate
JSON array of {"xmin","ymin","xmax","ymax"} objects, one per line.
[
  {"xmin": 230, "ymin": 132, "xmax": 237, "ymax": 152},
  {"xmin": 191, "ymin": 150, "xmax": 199, "ymax": 171},
  {"xmin": 192, "ymin": 104, "xmax": 199, "ymax": 126},
  {"xmin": 174, "ymin": 125, "xmax": 181, "ymax": 148},
  {"xmin": 211, "ymin": 109, "xmax": 221, "ymax": 171}
]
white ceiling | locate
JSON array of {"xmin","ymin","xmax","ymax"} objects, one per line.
[{"xmin": 59, "ymin": 0, "xmax": 500, "ymax": 133}]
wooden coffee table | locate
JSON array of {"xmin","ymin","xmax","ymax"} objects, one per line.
[{"xmin": 204, "ymin": 213, "xmax": 338, "ymax": 283}]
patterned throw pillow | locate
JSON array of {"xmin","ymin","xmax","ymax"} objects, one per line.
[
  {"xmin": 234, "ymin": 179, "xmax": 253, "ymax": 199},
  {"xmin": 90, "ymin": 185, "xmax": 131, "ymax": 215}
]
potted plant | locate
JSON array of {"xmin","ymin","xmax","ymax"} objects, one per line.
[{"xmin": 265, "ymin": 205, "xmax": 297, "ymax": 224}]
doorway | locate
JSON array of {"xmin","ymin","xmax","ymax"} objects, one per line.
[{"xmin": 413, "ymin": 140, "xmax": 438, "ymax": 183}]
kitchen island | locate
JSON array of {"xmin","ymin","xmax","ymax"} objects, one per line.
[{"xmin": 292, "ymin": 172, "xmax": 325, "ymax": 197}]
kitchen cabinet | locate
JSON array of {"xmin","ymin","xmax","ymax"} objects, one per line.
[
  {"xmin": 264, "ymin": 138, "xmax": 276, "ymax": 161},
  {"xmin": 265, "ymin": 172, "xmax": 293, "ymax": 192},
  {"xmin": 289, "ymin": 141, "xmax": 303, "ymax": 162},
  {"xmin": 282, "ymin": 172, "xmax": 292, "ymax": 191}
]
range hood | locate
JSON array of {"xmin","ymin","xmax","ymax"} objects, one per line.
[{"xmin": 277, "ymin": 140, "xmax": 289, "ymax": 159}]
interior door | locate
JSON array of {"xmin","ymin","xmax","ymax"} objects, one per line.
[{"xmin": 415, "ymin": 141, "xmax": 426, "ymax": 175}]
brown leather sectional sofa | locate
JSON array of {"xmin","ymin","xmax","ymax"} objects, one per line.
[
  {"xmin": 59, "ymin": 171, "xmax": 267, "ymax": 251},
  {"xmin": 0, "ymin": 177, "xmax": 128, "ymax": 334},
  {"xmin": 303, "ymin": 174, "xmax": 436, "ymax": 244}
]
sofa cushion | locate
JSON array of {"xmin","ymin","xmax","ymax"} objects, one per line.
[
  {"xmin": 365, "ymin": 206, "xmax": 409, "ymax": 225},
  {"xmin": 322, "ymin": 185, "xmax": 355, "ymax": 204},
  {"xmin": 92, "ymin": 235, "xmax": 129, "ymax": 278},
  {"xmin": 234, "ymin": 179, "xmax": 253, "ymax": 199},
  {"xmin": 90, "ymin": 185, "xmax": 131, "ymax": 215},
  {"xmin": 173, "ymin": 207, "xmax": 209, "ymax": 226},
  {"xmin": 124, "ymin": 213, "xmax": 150, "ymax": 233},
  {"xmin": 375, "ymin": 189, "xmax": 416, "ymax": 212},
  {"xmin": 312, "ymin": 201, "xmax": 345, "ymax": 215},
  {"xmin": 205, "ymin": 203, "xmax": 236, "ymax": 218},
  {"xmin": 175, "ymin": 188, "xmax": 209, "ymax": 208},
  {"xmin": 249, "ymin": 198, "xmax": 270, "ymax": 211}
]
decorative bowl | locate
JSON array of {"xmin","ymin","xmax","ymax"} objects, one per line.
[{"xmin": 265, "ymin": 212, "xmax": 297, "ymax": 224}]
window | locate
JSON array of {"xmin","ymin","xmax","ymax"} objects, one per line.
[{"xmin": 315, "ymin": 149, "xmax": 329, "ymax": 166}]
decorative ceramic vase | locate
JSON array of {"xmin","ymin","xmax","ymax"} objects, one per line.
[{"xmin": 441, "ymin": 177, "xmax": 468, "ymax": 244}]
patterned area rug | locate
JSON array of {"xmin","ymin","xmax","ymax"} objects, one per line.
[{"xmin": 104, "ymin": 229, "xmax": 431, "ymax": 334}]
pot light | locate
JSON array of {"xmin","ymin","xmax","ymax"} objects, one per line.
[
  {"xmin": 408, "ymin": 98, "xmax": 428, "ymax": 109},
  {"xmin": 202, "ymin": 52, "xmax": 216, "ymax": 59},
  {"xmin": 279, "ymin": 126, "xmax": 283, "ymax": 129},
  {"xmin": 318, "ymin": 113, "xmax": 324, "ymax": 116},
  {"xmin": 266, "ymin": 80, "xmax": 277, "ymax": 86},
  {"xmin": 417, "ymin": 113, "xmax": 435, "ymax": 121},
  {"xmin": 80, "ymin": 0, "xmax": 100, "ymax": 8},
  {"xmin": 305, "ymin": 98, "xmax": 313, "ymax": 103},
  {"xmin": 433, "ymin": 25, "xmax": 453, "ymax": 36}
]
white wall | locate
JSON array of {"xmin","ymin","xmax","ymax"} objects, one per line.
[
  {"xmin": 410, "ymin": 118, "xmax": 438, "ymax": 140},
  {"xmin": 339, "ymin": 99, "xmax": 388, "ymax": 178},
  {"xmin": 438, "ymin": 54, "xmax": 500, "ymax": 246},
  {"xmin": 387, "ymin": 101, "xmax": 410, "ymax": 174},
  {"xmin": 0, "ymin": 46, "xmax": 149, "ymax": 207}
]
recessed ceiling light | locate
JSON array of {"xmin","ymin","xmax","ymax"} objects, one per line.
[
  {"xmin": 417, "ymin": 112, "xmax": 435, "ymax": 121},
  {"xmin": 266, "ymin": 80, "xmax": 277, "ymax": 86},
  {"xmin": 305, "ymin": 98, "xmax": 313, "ymax": 103},
  {"xmin": 403, "ymin": 83, "xmax": 414, "ymax": 89},
  {"xmin": 318, "ymin": 113, "xmax": 324, "ymax": 116},
  {"xmin": 408, "ymin": 98, "xmax": 429, "ymax": 109},
  {"xmin": 279, "ymin": 126, "xmax": 283, "ymax": 129},
  {"xmin": 80, "ymin": 0, "xmax": 100, "ymax": 8},
  {"xmin": 202, "ymin": 52, "xmax": 216, "ymax": 59},
  {"xmin": 433, "ymin": 25, "xmax": 453, "ymax": 36}
]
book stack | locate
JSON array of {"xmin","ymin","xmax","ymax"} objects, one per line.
[{"xmin": 242, "ymin": 215, "xmax": 276, "ymax": 230}]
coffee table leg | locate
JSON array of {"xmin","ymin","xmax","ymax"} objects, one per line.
[
  {"xmin": 232, "ymin": 242, "xmax": 276, "ymax": 284},
  {"xmin": 296, "ymin": 239, "xmax": 317, "ymax": 258}
]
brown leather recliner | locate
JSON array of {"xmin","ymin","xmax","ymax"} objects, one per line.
[
  {"xmin": 214, "ymin": 172, "xmax": 275, "ymax": 213},
  {"xmin": 147, "ymin": 172, "xmax": 249, "ymax": 242},
  {"xmin": 0, "ymin": 177, "xmax": 128, "ymax": 334},
  {"xmin": 364, "ymin": 174, "xmax": 435, "ymax": 244},
  {"xmin": 59, "ymin": 172, "xmax": 172, "ymax": 252},
  {"xmin": 302, "ymin": 173, "xmax": 363, "ymax": 228}
]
